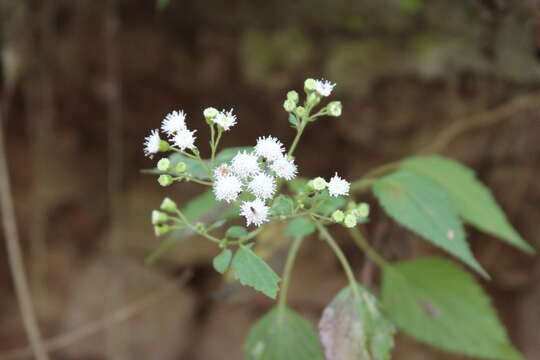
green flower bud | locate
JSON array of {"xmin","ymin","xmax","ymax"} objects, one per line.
[
  {"xmin": 304, "ymin": 78, "xmax": 317, "ymax": 93},
  {"xmin": 357, "ymin": 203, "xmax": 370, "ymax": 218},
  {"xmin": 175, "ymin": 161, "xmax": 187, "ymax": 173},
  {"xmin": 158, "ymin": 174, "xmax": 174, "ymax": 187},
  {"xmin": 154, "ymin": 224, "xmax": 171, "ymax": 237},
  {"xmin": 327, "ymin": 101, "xmax": 342, "ymax": 117},
  {"xmin": 332, "ymin": 210, "xmax": 345, "ymax": 223},
  {"xmin": 344, "ymin": 214, "xmax": 357, "ymax": 228},
  {"xmin": 294, "ymin": 106, "xmax": 306, "ymax": 118},
  {"xmin": 157, "ymin": 158, "xmax": 171, "ymax": 172},
  {"xmin": 152, "ymin": 210, "xmax": 169, "ymax": 225},
  {"xmin": 287, "ymin": 90, "xmax": 299, "ymax": 103},
  {"xmin": 310, "ymin": 177, "xmax": 327, "ymax": 191},
  {"xmin": 195, "ymin": 222, "xmax": 205, "ymax": 233},
  {"xmin": 160, "ymin": 197, "xmax": 178, "ymax": 212},
  {"xmin": 159, "ymin": 140, "xmax": 170, "ymax": 152},
  {"xmin": 283, "ymin": 99, "xmax": 296, "ymax": 112},
  {"xmin": 203, "ymin": 107, "xmax": 219, "ymax": 120},
  {"xmin": 307, "ymin": 92, "xmax": 321, "ymax": 107},
  {"xmin": 347, "ymin": 201, "xmax": 357, "ymax": 210}
]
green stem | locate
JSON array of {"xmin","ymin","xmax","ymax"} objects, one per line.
[
  {"xmin": 277, "ymin": 236, "xmax": 305, "ymax": 321},
  {"xmin": 288, "ymin": 122, "xmax": 306, "ymax": 157},
  {"xmin": 350, "ymin": 161, "xmax": 401, "ymax": 192},
  {"xmin": 181, "ymin": 176, "xmax": 213, "ymax": 186},
  {"xmin": 349, "ymin": 227, "xmax": 390, "ymax": 269},
  {"xmin": 175, "ymin": 210, "xmax": 221, "ymax": 244}
]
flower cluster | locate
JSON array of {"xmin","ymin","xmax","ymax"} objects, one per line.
[
  {"xmin": 213, "ymin": 136, "xmax": 298, "ymax": 227},
  {"xmin": 144, "ymin": 109, "xmax": 199, "ymax": 157}
]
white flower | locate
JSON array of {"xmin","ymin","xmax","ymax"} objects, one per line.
[
  {"xmin": 314, "ymin": 79, "xmax": 336, "ymax": 97},
  {"xmin": 328, "ymin": 172, "xmax": 350, "ymax": 197},
  {"xmin": 213, "ymin": 175, "xmax": 243, "ymax": 203},
  {"xmin": 254, "ymin": 136, "xmax": 285, "ymax": 161},
  {"xmin": 144, "ymin": 129, "xmax": 161, "ymax": 158},
  {"xmin": 172, "ymin": 128, "xmax": 197, "ymax": 151},
  {"xmin": 161, "ymin": 110, "xmax": 187, "ymax": 137},
  {"xmin": 214, "ymin": 109, "xmax": 237, "ymax": 131},
  {"xmin": 240, "ymin": 198, "xmax": 270, "ymax": 227},
  {"xmin": 231, "ymin": 151, "xmax": 260, "ymax": 178},
  {"xmin": 214, "ymin": 163, "xmax": 233, "ymax": 179},
  {"xmin": 248, "ymin": 173, "xmax": 276, "ymax": 200},
  {"xmin": 270, "ymin": 156, "xmax": 297, "ymax": 181}
]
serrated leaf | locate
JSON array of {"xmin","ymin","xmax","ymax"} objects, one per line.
[
  {"xmin": 382, "ymin": 257, "xmax": 524, "ymax": 360},
  {"xmin": 231, "ymin": 245, "xmax": 281, "ymax": 299},
  {"xmin": 271, "ymin": 195, "xmax": 295, "ymax": 216},
  {"xmin": 213, "ymin": 249, "xmax": 233, "ymax": 274},
  {"xmin": 226, "ymin": 226, "xmax": 248, "ymax": 238},
  {"xmin": 289, "ymin": 114, "xmax": 299, "ymax": 127},
  {"xmin": 245, "ymin": 307, "xmax": 324, "ymax": 360},
  {"xmin": 285, "ymin": 217, "xmax": 316, "ymax": 236},
  {"xmin": 319, "ymin": 284, "xmax": 396, "ymax": 360},
  {"xmin": 373, "ymin": 170, "xmax": 487, "ymax": 278},
  {"xmin": 402, "ymin": 155, "xmax": 534, "ymax": 253}
]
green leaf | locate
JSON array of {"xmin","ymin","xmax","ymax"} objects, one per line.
[
  {"xmin": 271, "ymin": 195, "xmax": 295, "ymax": 216},
  {"xmin": 402, "ymin": 155, "xmax": 534, "ymax": 253},
  {"xmin": 231, "ymin": 245, "xmax": 281, "ymax": 299},
  {"xmin": 319, "ymin": 284, "xmax": 396, "ymax": 360},
  {"xmin": 245, "ymin": 307, "xmax": 324, "ymax": 360},
  {"xmin": 285, "ymin": 217, "xmax": 316, "ymax": 237},
  {"xmin": 373, "ymin": 170, "xmax": 487, "ymax": 278},
  {"xmin": 288, "ymin": 114, "xmax": 299, "ymax": 127},
  {"xmin": 316, "ymin": 193, "xmax": 347, "ymax": 216},
  {"xmin": 207, "ymin": 219, "xmax": 227, "ymax": 232},
  {"xmin": 213, "ymin": 249, "xmax": 233, "ymax": 274},
  {"xmin": 287, "ymin": 178, "xmax": 308, "ymax": 194},
  {"xmin": 382, "ymin": 257, "xmax": 524, "ymax": 360},
  {"xmin": 226, "ymin": 226, "xmax": 248, "ymax": 239}
]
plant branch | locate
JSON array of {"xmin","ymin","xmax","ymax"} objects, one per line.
[{"xmin": 277, "ymin": 236, "xmax": 305, "ymax": 321}]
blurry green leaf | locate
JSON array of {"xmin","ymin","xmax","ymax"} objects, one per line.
[
  {"xmin": 156, "ymin": 0, "xmax": 169, "ymax": 10},
  {"xmin": 400, "ymin": 0, "xmax": 423, "ymax": 13},
  {"xmin": 287, "ymin": 177, "xmax": 308, "ymax": 194},
  {"xmin": 285, "ymin": 217, "xmax": 316, "ymax": 236},
  {"xmin": 226, "ymin": 226, "xmax": 248, "ymax": 239},
  {"xmin": 207, "ymin": 219, "xmax": 227, "ymax": 232},
  {"xmin": 231, "ymin": 244, "xmax": 281, "ymax": 299},
  {"xmin": 382, "ymin": 257, "xmax": 524, "ymax": 360},
  {"xmin": 289, "ymin": 114, "xmax": 299, "ymax": 127},
  {"xmin": 319, "ymin": 284, "xmax": 396, "ymax": 360},
  {"xmin": 373, "ymin": 170, "xmax": 487, "ymax": 278},
  {"xmin": 245, "ymin": 307, "xmax": 324, "ymax": 360},
  {"xmin": 271, "ymin": 195, "xmax": 295, "ymax": 216},
  {"xmin": 402, "ymin": 155, "xmax": 534, "ymax": 254},
  {"xmin": 316, "ymin": 193, "xmax": 346, "ymax": 216},
  {"xmin": 214, "ymin": 146, "xmax": 250, "ymax": 165},
  {"xmin": 213, "ymin": 249, "xmax": 233, "ymax": 274}
]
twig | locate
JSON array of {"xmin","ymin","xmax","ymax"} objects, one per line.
[
  {"xmin": 0, "ymin": 271, "xmax": 191, "ymax": 360},
  {"xmin": 0, "ymin": 107, "xmax": 49, "ymax": 360}
]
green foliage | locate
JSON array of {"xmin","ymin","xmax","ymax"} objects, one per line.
[
  {"xmin": 285, "ymin": 217, "xmax": 316, "ymax": 236},
  {"xmin": 316, "ymin": 192, "xmax": 347, "ymax": 216},
  {"xmin": 373, "ymin": 170, "xmax": 487, "ymax": 278},
  {"xmin": 213, "ymin": 249, "xmax": 233, "ymax": 274},
  {"xmin": 226, "ymin": 225, "xmax": 248, "ymax": 238},
  {"xmin": 289, "ymin": 114, "xmax": 299, "ymax": 127},
  {"xmin": 319, "ymin": 284, "xmax": 395, "ymax": 360},
  {"xmin": 207, "ymin": 218, "xmax": 227, "ymax": 232},
  {"xmin": 271, "ymin": 195, "xmax": 295, "ymax": 216},
  {"xmin": 287, "ymin": 178, "xmax": 308, "ymax": 194},
  {"xmin": 381, "ymin": 257, "xmax": 524, "ymax": 360},
  {"xmin": 402, "ymin": 155, "xmax": 534, "ymax": 253},
  {"xmin": 244, "ymin": 307, "xmax": 324, "ymax": 360},
  {"xmin": 231, "ymin": 244, "xmax": 281, "ymax": 299}
]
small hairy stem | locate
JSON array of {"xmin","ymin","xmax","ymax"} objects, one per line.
[
  {"xmin": 288, "ymin": 122, "xmax": 306, "ymax": 157},
  {"xmin": 175, "ymin": 210, "xmax": 221, "ymax": 244},
  {"xmin": 209, "ymin": 123, "xmax": 216, "ymax": 161},
  {"xmin": 278, "ymin": 236, "xmax": 305, "ymax": 321},
  {"xmin": 350, "ymin": 161, "xmax": 400, "ymax": 193},
  {"xmin": 349, "ymin": 228, "xmax": 390, "ymax": 270},
  {"xmin": 229, "ymin": 228, "xmax": 263, "ymax": 245},
  {"xmin": 180, "ymin": 177, "xmax": 213, "ymax": 186}
]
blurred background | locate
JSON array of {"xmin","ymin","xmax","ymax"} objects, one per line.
[{"xmin": 1, "ymin": 0, "xmax": 540, "ymax": 359}]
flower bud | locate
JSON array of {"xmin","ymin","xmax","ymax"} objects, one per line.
[
  {"xmin": 157, "ymin": 158, "xmax": 171, "ymax": 172},
  {"xmin": 154, "ymin": 224, "xmax": 171, "ymax": 237},
  {"xmin": 310, "ymin": 177, "xmax": 327, "ymax": 191},
  {"xmin": 195, "ymin": 222, "xmax": 206, "ymax": 233},
  {"xmin": 159, "ymin": 140, "xmax": 170, "ymax": 152},
  {"xmin": 158, "ymin": 174, "xmax": 174, "ymax": 187},
  {"xmin": 203, "ymin": 107, "xmax": 219, "ymax": 120},
  {"xmin": 175, "ymin": 161, "xmax": 187, "ymax": 173},
  {"xmin": 332, "ymin": 210, "xmax": 345, "ymax": 223},
  {"xmin": 344, "ymin": 214, "xmax": 357, "ymax": 228},
  {"xmin": 304, "ymin": 78, "xmax": 317, "ymax": 93},
  {"xmin": 327, "ymin": 101, "xmax": 342, "ymax": 117},
  {"xmin": 287, "ymin": 90, "xmax": 299, "ymax": 103},
  {"xmin": 160, "ymin": 197, "xmax": 178, "ymax": 212},
  {"xmin": 294, "ymin": 106, "xmax": 306, "ymax": 118},
  {"xmin": 283, "ymin": 99, "xmax": 296, "ymax": 112},
  {"xmin": 357, "ymin": 203, "xmax": 370, "ymax": 218},
  {"xmin": 307, "ymin": 92, "xmax": 321, "ymax": 107},
  {"xmin": 152, "ymin": 210, "xmax": 169, "ymax": 225}
]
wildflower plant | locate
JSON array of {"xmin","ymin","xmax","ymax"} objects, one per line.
[{"xmin": 142, "ymin": 78, "xmax": 533, "ymax": 360}]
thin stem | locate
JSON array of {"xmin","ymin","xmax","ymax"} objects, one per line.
[
  {"xmin": 179, "ymin": 176, "xmax": 212, "ymax": 186},
  {"xmin": 211, "ymin": 128, "xmax": 223, "ymax": 164},
  {"xmin": 277, "ymin": 236, "xmax": 305, "ymax": 321},
  {"xmin": 175, "ymin": 210, "xmax": 221, "ymax": 244},
  {"xmin": 0, "ymin": 108, "xmax": 50, "ymax": 360},
  {"xmin": 350, "ymin": 161, "xmax": 400, "ymax": 193},
  {"xmin": 349, "ymin": 228, "xmax": 390, "ymax": 269},
  {"xmin": 288, "ymin": 122, "xmax": 306, "ymax": 157},
  {"xmin": 209, "ymin": 122, "xmax": 215, "ymax": 161},
  {"xmin": 229, "ymin": 227, "xmax": 263, "ymax": 245}
]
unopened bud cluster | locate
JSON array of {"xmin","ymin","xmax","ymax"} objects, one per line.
[{"xmin": 332, "ymin": 202, "xmax": 370, "ymax": 228}]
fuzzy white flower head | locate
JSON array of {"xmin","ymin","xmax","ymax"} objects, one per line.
[
  {"xmin": 248, "ymin": 173, "xmax": 276, "ymax": 200},
  {"xmin": 270, "ymin": 156, "xmax": 298, "ymax": 181},
  {"xmin": 144, "ymin": 129, "xmax": 161, "ymax": 158},
  {"xmin": 214, "ymin": 109, "xmax": 237, "ymax": 131},
  {"xmin": 172, "ymin": 128, "xmax": 197, "ymax": 151},
  {"xmin": 213, "ymin": 175, "xmax": 243, "ymax": 203},
  {"xmin": 231, "ymin": 151, "xmax": 260, "ymax": 178},
  {"xmin": 161, "ymin": 110, "xmax": 187, "ymax": 137},
  {"xmin": 214, "ymin": 163, "xmax": 233, "ymax": 179},
  {"xmin": 314, "ymin": 79, "xmax": 336, "ymax": 97},
  {"xmin": 240, "ymin": 198, "xmax": 270, "ymax": 227},
  {"xmin": 328, "ymin": 172, "xmax": 350, "ymax": 197},
  {"xmin": 254, "ymin": 136, "xmax": 285, "ymax": 162}
]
